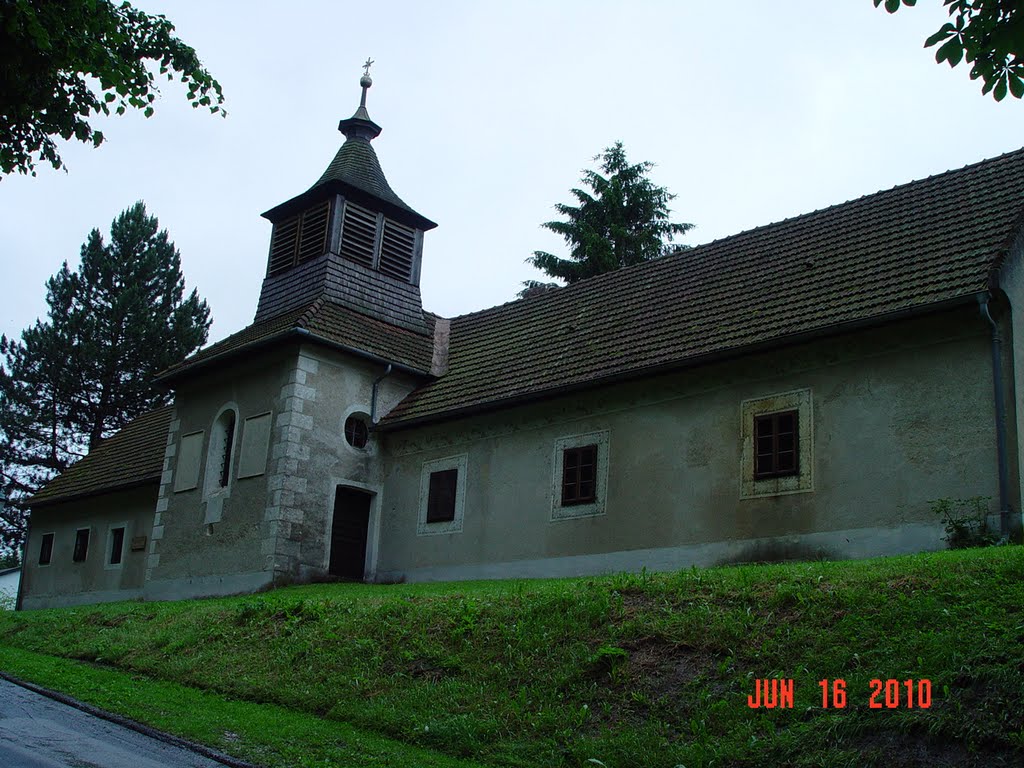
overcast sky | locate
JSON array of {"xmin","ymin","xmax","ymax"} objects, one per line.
[{"xmin": 2, "ymin": 1, "xmax": 1023, "ymax": 347}]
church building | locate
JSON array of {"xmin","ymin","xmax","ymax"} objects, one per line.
[{"xmin": 18, "ymin": 72, "xmax": 1024, "ymax": 609}]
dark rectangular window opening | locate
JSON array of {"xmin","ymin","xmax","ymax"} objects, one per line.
[
  {"xmin": 427, "ymin": 469, "xmax": 458, "ymax": 523},
  {"xmin": 72, "ymin": 528, "xmax": 90, "ymax": 562},
  {"xmin": 754, "ymin": 410, "xmax": 800, "ymax": 479},
  {"xmin": 109, "ymin": 527, "xmax": 126, "ymax": 565},
  {"xmin": 219, "ymin": 412, "xmax": 236, "ymax": 488},
  {"xmin": 561, "ymin": 444, "xmax": 598, "ymax": 506},
  {"xmin": 38, "ymin": 533, "xmax": 54, "ymax": 565}
]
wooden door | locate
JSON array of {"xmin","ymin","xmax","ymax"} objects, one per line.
[{"xmin": 329, "ymin": 487, "xmax": 371, "ymax": 580}]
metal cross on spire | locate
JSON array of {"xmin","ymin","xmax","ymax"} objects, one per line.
[{"xmin": 358, "ymin": 57, "xmax": 374, "ymax": 108}]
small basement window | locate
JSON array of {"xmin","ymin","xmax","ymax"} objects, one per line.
[
  {"xmin": 38, "ymin": 533, "xmax": 54, "ymax": 565},
  {"xmin": 754, "ymin": 410, "xmax": 799, "ymax": 479},
  {"xmin": 72, "ymin": 528, "xmax": 90, "ymax": 562},
  {"xmin": 561, "ymin": 445, "xmax": 598, "ymax": 506},
  {"xmin": 109, "ymin": 526, "xmax": 126, "ymax": 566},
  {"xmin": 426, "ymin": 469, "xmax": 458, "ymax": 523},
  {"xmin": 344, "ymin": 415, "xmax": 369, "ymax": 449}
]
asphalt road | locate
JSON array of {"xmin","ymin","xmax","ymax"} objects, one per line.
[{"xmin": 0, "ymin": 678, "xmax": 228, "ymax": 768}]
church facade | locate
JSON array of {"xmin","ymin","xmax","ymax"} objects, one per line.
[{"xmin": 19, "ymin": 75, "xmax": 1024, "ymax": 609}]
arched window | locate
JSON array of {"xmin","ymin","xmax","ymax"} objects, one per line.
[
  {"xmin": 217, "ymin": 411, "xmax": 236, "ymax": 487},
  {"xmin": 205, "ymin": 407, "xmax": 239, "ymax": 494}
]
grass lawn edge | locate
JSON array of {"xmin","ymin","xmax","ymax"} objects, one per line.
[{"xmin": 0, "ymin": 646, "xmax": 493, "ymax": 768}]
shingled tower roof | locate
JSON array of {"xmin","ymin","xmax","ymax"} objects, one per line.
[
  {"xmin": 261, "ymin": 64, "xmax": 435, "ymax": 231},
  {"xmin": 306, "ymin": 73, "xmax": 425, "ymax": 222},
  {"xmin": 254, "ymin": 63, "xmax": 436, "ymax": 334}
]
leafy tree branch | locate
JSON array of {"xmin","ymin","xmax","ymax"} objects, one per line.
[
  {"xmin": 876, "ymin": 0, "xmax": 1024, "ymax": 100},
  {"xmin": 0, "ymin": 0, "xmax": 225, "ymax": 176}
]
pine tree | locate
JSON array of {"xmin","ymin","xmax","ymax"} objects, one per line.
[
  {"xmin": 522, "ymin": 142, "xmax": 693, "ymax": 295},
  {"xmin": 0, "ymin": 202, "xmax": 211, "ymax": 555}
]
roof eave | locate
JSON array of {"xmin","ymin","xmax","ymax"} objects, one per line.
[
  {"xmin": 293, "ymin": 328, "xmax": 434, "ymax": 378},
  {"xmin": 157, "ymin": 327, "xmax": 434, "ymax": 387},
  {"xmin": 378, "ymin": 292, "xmax": 986, "ymax": 432},
  {"xmin": 261, "ymin": 180, "xmax": 437, "ymax": 231},
  {"xmin": 154, "ymin": 330, "xmax": 297, "ymax": 387},
  {"xmin": 30, "ymin": 475, "xmax": 162, "ymax": 510}
]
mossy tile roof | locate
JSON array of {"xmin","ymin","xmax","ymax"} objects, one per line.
[
  {"xmin": 31, "ymin": 406, "xmax": 173, "ymax": 507},
  {"xmin": 158, "ymin": 300, "xmax": 436, "ymax": 382},
  {"xmin": 382, "ymin": 147, "xmax": 1024, "ymax": 427}
]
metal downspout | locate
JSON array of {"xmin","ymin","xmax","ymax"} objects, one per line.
[
  {"xmin": 370, "ymin": 364, "xmax": 394, "ymax": 425},
  {"xmin": 981, "ymin": 293, "xmax": 1012, "ymax": 538}
]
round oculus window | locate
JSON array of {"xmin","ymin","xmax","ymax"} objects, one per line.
[{"xmin": 344, "ymin": 415, "xmax": 369, "ymax": 448}]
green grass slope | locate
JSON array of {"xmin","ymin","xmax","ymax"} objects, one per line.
[{"xmin": 1, "ymin": 547, "xmax": 1023, "ymax": 768}]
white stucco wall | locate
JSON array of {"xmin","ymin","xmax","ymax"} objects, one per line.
[
  {"xmin": 375, "ymin": 306, "xmax": 1008, "ymax": 582},
  {"xmin": 21, "ymin": 485, "xmax": 156, "ymax": 610},
  {"xmin": 998, "ymin": 224, "xmax": 1024, "ymax": 537}
]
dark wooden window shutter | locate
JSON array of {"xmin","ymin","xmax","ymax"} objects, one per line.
[
  {"xmin": 754, "ymin": 410, "xmax": 799, "ymax": 479},
  {"xmin": 268, "ymin": 214, "xmax": 300, "ymax": 276},
  {"xmin": 340, "ymin": 201, "xmax": 378, "ymax": 267},
  {"xmin": 378, "ymin": 218, "xmax": 416, "ymax": 281},
  {"xmin": 268, "ymin": 199, "xmax": 333, "ymax": 277},
  {"xmin": 426, "ymin": 468, "xmax": 458, "ymax": 523},
  {"xmin": 562, "ymin": 445, "xmax": 598, "ymax": 506},
  {"xmin": 296, "ymin": 199, "xmax": 331, "ymax": 263}
]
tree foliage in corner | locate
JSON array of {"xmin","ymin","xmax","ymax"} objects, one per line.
[
  {"xmin": 522, "ymin": 142, "xmax": 692, "ymax": 296},
  {"xmin": 0, "ymin": 202, "xmax": 211, "ymax": 554},
  {"xmin": 876, "ymin": 0, "xmax": 1024, "ymax": 101},
  {"xmin": 0, "ymin": 0, "xmax": 225, "ymax": 176}
]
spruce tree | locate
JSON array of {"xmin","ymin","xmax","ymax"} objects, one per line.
[
  {"xmin": 522, "ymin": 142, "xmax": 692, "ymax": 295},
  {"xmin": 0, "ymin": 202, "xmax": 210, "ymax": 554}
]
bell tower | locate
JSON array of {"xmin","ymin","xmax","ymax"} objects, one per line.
[{"xmin": 254, "ymin": 62, "xmax": 437, "ymax": 335}]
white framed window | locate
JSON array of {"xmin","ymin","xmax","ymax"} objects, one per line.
[
  {"xmin": 740, "ymin": 388, "xmax": 814, "ymax": 499},
  {"xmin": 551, "ymin": 430, "xmax": 610, "ymax": 521},
  {"xmin": 105, "ymin": 522, "xmax": 128, "ymax": 570},
  {"xmin": 417, "ymin": 454, "xmax": 467, "ymax": 536}
]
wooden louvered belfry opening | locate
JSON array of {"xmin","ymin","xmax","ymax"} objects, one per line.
[
  {"xmin": 338, "ymin": 200, "xmax": 417, "ymax": 282},
  {"xmin": 266, "ymin": 196, "xmax": 420, "ymax": 283},
  {"xmin": 379, "ymin": 218, "xmax": 416, "ymax": 280},
  {"xmin": 268, "ymin": 199, "xmax": 332, "ymax": 276},
  {"xmin": 339, "ymin": 201, "xmax": 378, "ymax": 268}
]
